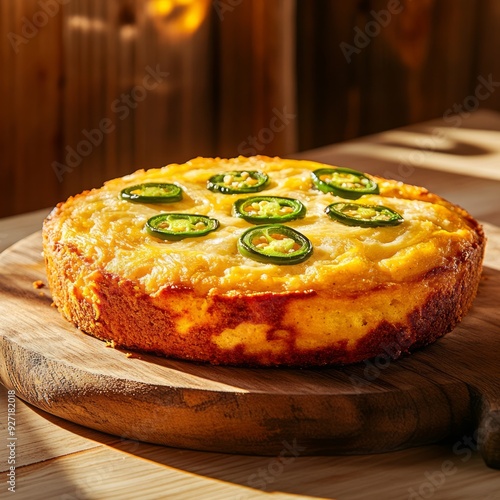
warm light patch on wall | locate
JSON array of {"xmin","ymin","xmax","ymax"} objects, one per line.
[
  {"xmin": 147, "ymin": 0, "xmax": 209, "ymax": 37},
  {"xmin": 67, "ymin": 15, "xmax": 107, "ymax": 33}
]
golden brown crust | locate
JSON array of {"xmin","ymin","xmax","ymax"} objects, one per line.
[
  {"xmin": 42, "ymin": 156, "xmax": 486, "ymax": 367},
  {"xmin": 43, "ymin": 219, "xmax": 485, "ymax": 367}
]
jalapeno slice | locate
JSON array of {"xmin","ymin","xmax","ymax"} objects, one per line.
[
  {"xmin": 146, "ymin": 213, "xmax": 219, "ymax": 240},
  {"xmin": 233, "ymin": 196, "xmax": 306, "ymax": 224},
  {"xmin": 121, "ymin": 183, "xmax": 183, "ymax": 203},
  {"xmin": 238, "ymin": 224, "xmax": 313, "ymax": 265},
  {"xmin": 311, "ymin": 167, "xmax": 379, "ymax": 199},
  {"xmin": 207, "ymin": 170, "xmax": 269, "ymax": 194},
  {"xmin": 325, "ymin": 202, "xmax": 404, "ymax": 227}
]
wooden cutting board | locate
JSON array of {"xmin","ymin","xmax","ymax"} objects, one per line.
[{"xmin": 0, "ymin": 229, "xmax": 499, "ymax": 468}]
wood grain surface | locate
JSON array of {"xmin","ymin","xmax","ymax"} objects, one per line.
[{"xmin": 0, "ymin": 227, "xmax": 499, "ymax": 470}]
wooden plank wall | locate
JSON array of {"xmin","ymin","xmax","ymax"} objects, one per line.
[
  {"xmin": 0, "ymin": 0, "xmax": 219, "ymax": 217},
  {"xmin": 0, "ymin": 0, "xmax": 62, "ymax": 216},
  {"xmin": 59, "ymin": 0, "xmax": 216, "ymax": 203},
  {"xmin": 1, "ymin": 0, "xmax": 500, "ymax": 217},
  {"xmin": 217, "ymin": 0, "xmax": 297, "ymax": 158},
  {"xmin": 296, "ymin": 0, "xmax": 500, "ymax": 149}
]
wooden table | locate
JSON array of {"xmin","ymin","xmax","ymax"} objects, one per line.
[{"xmin": 1, "ymin": 110, "xmax": 500, "ymax": 499}]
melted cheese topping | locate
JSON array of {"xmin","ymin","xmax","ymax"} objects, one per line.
[{"xmin": 48, "ymin": 156, "xmax": 478, "ymax": 296}]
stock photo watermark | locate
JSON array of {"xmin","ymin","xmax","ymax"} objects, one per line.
[
  {"xmin": 213, "ymin": 0, "xmax": 243, "ymax": 22},
  {"xmin": 383, "ymin": 127, "xmax": 446, "ymax": 182},
  {"xmin": 237, "ymin": 106, "xmax": 296, "ymax": 156},
  {"xmin": 234, "ymin": 439, "xmax": 306, "ymax": 500},
  {"xmin": 246, "ymin": 439, "xmax": 306, "ymax": 491},
  {"xmin": 52, "ymin": 64, "xmax": 169, "ymax": 182},
  {"xmin": 407, "ymin": 413, "xmax": 499, "ymax": 499},
  {"xmin": 5, "ymin": 389, "xmax": 17, "ymax": 494},
  {"xmin": 7, "ymin": 0, "xmax": 69, "ymax": 54},
  {"xmin": 59, "ymin": 460, "xmax": 117, "ymax": 500},
  {"xmin": 348, "ymin": 331, "xmax": 413, "ymax": 392},
  {"xmin": 443, "ymin": 74, "xmax": 500, "ymax": 128},
  {"xmin": 385, "ymin": 72, "xmax": 500, "ymax": 182},
  {"xmin": 340, "ymin": 0, "xmax": 404, "ymax": 63}
]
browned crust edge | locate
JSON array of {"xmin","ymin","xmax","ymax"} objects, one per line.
[{"xmin": 42, "ymin": 219, "xmax": 486, "ymax": 367}]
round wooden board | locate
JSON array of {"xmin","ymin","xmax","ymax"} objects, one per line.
[{"xmin": 1, "ymin": 229, "xmax": 500, "ymax": 468}]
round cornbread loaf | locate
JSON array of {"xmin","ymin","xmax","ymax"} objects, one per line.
[{"xmin": 42, "ymin": 156, "xmax": 485, "ymax": 366}]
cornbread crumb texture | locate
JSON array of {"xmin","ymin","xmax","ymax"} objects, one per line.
[{"xmin": 42, "ymin": 156, "xmax": 485, "ymax": 366}]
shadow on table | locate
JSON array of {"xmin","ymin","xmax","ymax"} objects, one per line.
[{"xmin": 24, "ymin": 402, "xmax": 500, "ymax": 500}]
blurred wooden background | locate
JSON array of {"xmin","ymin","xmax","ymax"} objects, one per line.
[{"xmin": 1, "ymin": 0, "xmax": 500, "ymax": 217}]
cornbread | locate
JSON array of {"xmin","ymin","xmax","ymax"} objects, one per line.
[{"xmin": 42, "ymin": 156, "xmax": 485, "ymax": 366}]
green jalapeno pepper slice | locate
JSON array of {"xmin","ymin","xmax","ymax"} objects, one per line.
[
  {"xmin": 238, "ymin": 224, "xmax": 313, "ymax": 265},
  {"xmin": 207, "ymin": 170, "xmax": 269, "ymax": 194},
  {"xmin": 311, "ymin": 167, "xmax": 379, "ymax": 199},
  {"xmin": 232, "ymin": 196, "xmax": 306, "ymax": 224},
  {"xmin": 325, "ymin": 202, "xmax": 404, "ymax": 227},
  {"xmin": 121, "ymin": 182, "xmax": 183, "ymax": 203},
  {"xmin": 146, "ymin": 213, "xmax": 219, "ymax": 240}
]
